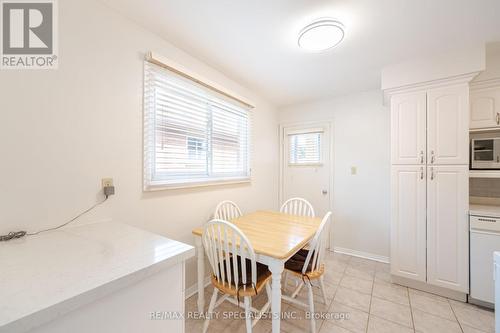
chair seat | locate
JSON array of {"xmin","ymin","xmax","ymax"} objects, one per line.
[
  {"xmin": 211, "ymin": 257, "xmax": 271, "ymax": 297},
  {"xmin": 284, "ymin": 249, "xmax": 324, "ymax": 280}
]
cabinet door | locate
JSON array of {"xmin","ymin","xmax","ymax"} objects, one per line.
[
  {"xmin": 427, "ymin": 165, "xmax": 469, "ymax": 293},
  {"xmin": 390, "ymin": 166, "xmax": 427, "ymax": 281},
  {"xmin": 391, "ymin": 92, "xmax": 427, "ymax": 165},
  {"xmin": 470, "ymin": 87, "xmax": 500, "ymax": 129},
  {"xmin": 427, "ymin": 85, "xmax": 469, "ymax": 165}
]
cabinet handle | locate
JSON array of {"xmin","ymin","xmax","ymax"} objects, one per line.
[
  {"xmin": 497, "ymin": 113, "xmax": 500, "ymax": 125},
  {"xmin": 478, "ymin": 218, "xmax": 497, "ymax": 223},
  {"xmin": 430, "ymin": 151, "xmax": 435, "ymax": 164},
  {"xmin": 420, "ymin": 151, "xmax": 424, "ymax": 164},
  {"xmin": 430, "ymin": 167, "xmax": 434, "ymax": 180},
  {"xmin": 420, "ymin": 167, "xmax": 424, "ymax": 180}
]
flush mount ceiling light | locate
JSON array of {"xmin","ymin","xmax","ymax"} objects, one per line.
[{"xmin": 298, "ymin": 18, "xmax": 345, "ymax": 52}]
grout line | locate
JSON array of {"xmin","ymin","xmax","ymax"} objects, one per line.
[
  {"xmin": 365, "ymin": 270, "xmax": 376, "ymax": 333},
  {"xmin": 369, "ymin": 313, "xmax": 416, "ymax": 331},
  {"xmin": 407, "ymin": 287, "xmax": 416, "ymax": 332},
  {"xmin": 448, "ymin": 299, "xmax": 465, "ymax": 333}
]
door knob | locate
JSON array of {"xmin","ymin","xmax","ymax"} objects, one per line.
[{"xmin": 322, "ymin": 190, "xmax": 328, "ymax": 195}]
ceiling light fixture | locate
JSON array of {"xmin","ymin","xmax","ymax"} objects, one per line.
[{"xmin": 298, "ymin": 18, "xmax": 345, "ymax": 52}]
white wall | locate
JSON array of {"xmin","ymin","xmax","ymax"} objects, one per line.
[
  {"xmin": 381, "ymin": 45, "xmax": 485, "ymax": 90},
  {"xmin": 474, "ymin": 42, "xmax": 500, "ymax": 82},
  {"xmin": 0, "ymin": 0, "xmax": 279, "ymax": 290},
  {"xmin": 279, "ymin": 90, "xmax": 391, "ymax": 260}
]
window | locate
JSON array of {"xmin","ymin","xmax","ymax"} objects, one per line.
[
  {"xmin": 288, "ymin": 131, "xmax": 322, "ymax": 165},
  {"xmin": 144, "ymin": 61, "xmax": 251, "ymax": 189}
]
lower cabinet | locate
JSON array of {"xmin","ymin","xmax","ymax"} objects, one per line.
[
  {"xmin": 426, "ymin": 165, "xmax": 469, "ymax": 293},
  {"xmin": 391, "ymin": 165, "xmax": 469, "ymax": 293},
  {"xmin": 390, "ymin": 165, "xmax": 427, "ymax": 282}
]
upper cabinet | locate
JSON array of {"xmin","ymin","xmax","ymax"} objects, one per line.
[
  {"xmin": 470, "ymin": 86, "xmax": 500, "ymax": 129},
  {"xmin": 391, "ymin": 92, "xmax": 427, "ymax": 165},
  {"xmin": 391, "ymin": 84, "xmax": 469, "ymax": 165},
  {"xmin": 427, "ymin": 85, "xmax": 470, "ymax": 165}
]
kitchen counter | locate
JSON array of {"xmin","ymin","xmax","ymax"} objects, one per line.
[
  {"xmin": 0, "ymin": 221, "xmax": 194, "ymax": 333},
  {"xmin": 470, "ymin": 204, "xmax": 500, "ymax": 217}
]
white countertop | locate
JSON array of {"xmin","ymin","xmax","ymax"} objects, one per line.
[
  {"xmin": 470, "ymin": 204, "xmax": 500, "ymax": 217},
  {"xmin": 0, "ymin": 221, "xmax": 195, "ymax": 333}
]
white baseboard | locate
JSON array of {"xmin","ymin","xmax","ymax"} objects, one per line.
[
  {"xmin": 185, "ymin": 276, "xmax": 211, "ymax": 300},
  {"xmin": 332, "ymin": 246, "xmax": 390, "ymax": 264}
]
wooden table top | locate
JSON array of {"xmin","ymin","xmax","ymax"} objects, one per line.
[{"xmin": 192, "ymin": 210, "xmax": 322, "ymax": 260}]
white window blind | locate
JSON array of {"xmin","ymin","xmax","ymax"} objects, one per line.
[
  {"xmin": 288, "ymin": 132, "xmax": 322, "ymax": 165},
  {"xmin": 144, "ymin": 61, "xmax": 251, "ymax": 189}
]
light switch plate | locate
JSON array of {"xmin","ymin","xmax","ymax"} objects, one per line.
[{"xmin": 351, "ymin": 166, "xmax": 357, "ymax": 175}]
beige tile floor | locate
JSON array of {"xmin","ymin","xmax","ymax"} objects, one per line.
[{"xmin": 185, "ymin": 252, "xmax": 495, "ymax": 333}]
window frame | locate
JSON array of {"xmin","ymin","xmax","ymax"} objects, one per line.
[
  {"xmin": 143, "ymin": 61, "xmax": 252, "ymax": 191},
  {"xmin": 287, "ymin": 128, "xmax": 324, "ymax": 167}
]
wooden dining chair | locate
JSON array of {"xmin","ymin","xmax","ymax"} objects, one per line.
[
  {"xmin": 281, "ymin": 211, "xmax": 332, "ymax": 333},
  {"xmin": 280, "ymin": 197, "xmax": 315, "ymax": 217},
  {"xmin": 214, "ymin": 200, "xmax": 243, "ymax": 221},
  {"xmin": 202, "ymin": 219, "xmax": 272, "ymax": 333},
  {"xmin": 280, "ymin": 197, "xmax": 316, "ymax": 288}
]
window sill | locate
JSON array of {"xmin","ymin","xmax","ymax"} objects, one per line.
[
  {"xmin": 144, "ymin": 177, "xmax": 251, "ymax": 191},
  {"xmin": 288, "ymin": 163, "xmax": 324, "ymax": 167}
]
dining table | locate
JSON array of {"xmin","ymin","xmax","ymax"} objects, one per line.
[{"xmin": 192, "ymin": 210, "xmax": 322, "ymax": 333}]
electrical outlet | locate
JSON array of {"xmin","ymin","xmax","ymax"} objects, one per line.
[
  {"xmin": 102, "ymin": 178, "xmax": 115, "ymax": 197},
  {"xmin": 102, "ymin": 178, "xmax": 113, "ymax": 188}
]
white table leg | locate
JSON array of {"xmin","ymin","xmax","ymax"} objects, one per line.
[
  {"xmin": 195, "ymin": 236, "xmax": 205, "ymax": 313},
  {"xmin": 268, "ymin": 259, "xmax": 284, "ymax": 333}
]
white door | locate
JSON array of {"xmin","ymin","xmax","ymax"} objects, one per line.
[
  {"xmin": 427, "ymin": 85, "xmax": 469, "ymax": 165},
  {"xmin": 281, "ymin": 123, "xmax": 332, "ymax": 218},
  {"xmin": 470, "ymin": 87, "xmax": 500, "ymax": 129},
  {"xmin": 427, "ymin": 165, "xmax": 469, "ymax": 293},
  {"xmin": 390, "ymin": 165, "xmax": 427, "ymax": 282},
  {"xmin": 390, "ymin": 92, "xmax": 427, "ymax": 165}
]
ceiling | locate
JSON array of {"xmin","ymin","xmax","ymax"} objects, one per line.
[{"xmin": 101, "ymin": 0, "xmax": 500, "ymax": 107}]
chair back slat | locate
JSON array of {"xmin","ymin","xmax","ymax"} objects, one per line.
[
  {"xmin": 208, "ymin": 225, "xmax": 221, "ymax": 282},
  {"xmin": 231, "ymin": 231, "xmax": 239, "ymax": 287},
  {"xmin": 223, "ymin": 227, "xmax": 232, "ymax": 286},
  {"xmin": 214, "ymin": 200, "xmax": 242, "ymax": 221},
  {"xmin": 280, "ymin": 197, "xmax": 315, "ymax": 217},
  {"xmin": 240, "ymin": 242, "xmax": 248, "ymax": 285},
  {"xmin": 216, "ymin": 226, "xmax": 226, "ymax": 285},
  {"xmin": 302, "ymin": 212, "xmax": 332, "ymax": 274},
  {"xmin": 202, "ymin": 219, "xmax": 257, "ymax": 291}
]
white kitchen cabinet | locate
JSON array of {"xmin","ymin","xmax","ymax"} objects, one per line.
[
  {"xmin": 391, "ymin": 92, "xmax": 427, "ymax": 165},
  {"xmin": 427, "ymin": 85, "xmax": 469, "ymax": 165},
  {"xmin": 390, "ymin": 166, "xmax": 427, "ymax": 282},
  {"xmin": 426, "ymin": 165, "xmax": 469, "ymax": 293},
  {"xmin": 387, "ymin": 75, "xmax": 472, "ymax": 298},
  {"xmin": 470, "ymin": 86, "xmax": 500, "ymax": 129}
]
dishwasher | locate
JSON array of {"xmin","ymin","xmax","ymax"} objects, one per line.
[{"xmin": 470, "ymin": 213, "xmax": 500, "ymax": 307}]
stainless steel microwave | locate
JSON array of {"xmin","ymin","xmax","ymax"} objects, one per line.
[{"xmin": 471, "ymin": 137, "xmax": 500, "ymax": 169}]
